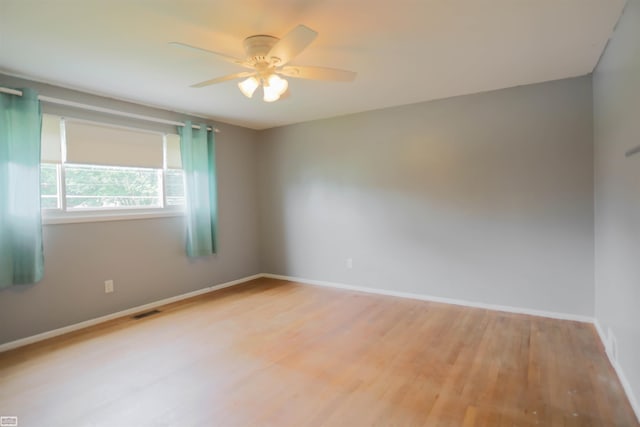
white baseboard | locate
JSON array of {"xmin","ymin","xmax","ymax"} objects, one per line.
[
  {"xmin": 0, "ymin": 273, "xmax": 262, "ymax": 353},
  {"xmin": 593, "ymin": 320, "xmax": 640, "ymax": 423},
  {"xmin": 264, "ymin": 273, "xmax": 639, "ymax": 422},
  {"xmin": 3, "ymin": 271, "xmax": 637, "ymax": 423},
  {"xmin": 262, "ymin": 273, "xmax": 594, "ymax": 323}
]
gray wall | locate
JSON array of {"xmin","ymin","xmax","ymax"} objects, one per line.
[
  {"xmin": 593, "ymin": 0, "xmax": 640, "ymax": 411},
  {"xmin": 258, "ymin": 77, "xmax": 595, "ymax": 316},
  {"xmin": 0, "ymin": 72, "xmax": 597, "ymax": 345},
  {"xmin": 0, "ymin": 74, "xmax": 261, "ymax": 344}
]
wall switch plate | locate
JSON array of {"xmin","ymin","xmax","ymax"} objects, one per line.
[
  {"xmin": 346, "ymin": 258, "xmax": 353, "ymax": 269},
  {"xmin": 105, "ymin": 280, "xmax": 114, "ymax": 294}
]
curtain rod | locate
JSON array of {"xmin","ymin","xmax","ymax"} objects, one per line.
[{"xmin": 0, "ymin": 86, "xmax": 220, "ymax": 133}]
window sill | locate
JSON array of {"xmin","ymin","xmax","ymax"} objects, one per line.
[{"xmin": 42, "ymin": 208, "xmax": 185, "ymax": 225}]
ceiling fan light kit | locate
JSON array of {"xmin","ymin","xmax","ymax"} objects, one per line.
[
  {"xmin": 264, "ymin": 74, "xmax": 288, "ymax": 102},
  {"xmin": 238, "ymin": 76, "xmax": 260, "ymax": 98},
  {"xmin": 171, "ymin": 25, "xmax": 356, "ymax": 103},
  {"xmin": 238, "ymin": 69, "xmax": 289, "ymax": 102}
]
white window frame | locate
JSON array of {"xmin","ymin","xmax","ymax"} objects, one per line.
[{"xmin": 42, "ymin": 117, "xmax": 185, "ymax": 225}]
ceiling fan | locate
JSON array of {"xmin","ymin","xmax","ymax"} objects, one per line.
[{"xmin": 170, "ymin": 25, "xmax": 356, "ymax": 102}]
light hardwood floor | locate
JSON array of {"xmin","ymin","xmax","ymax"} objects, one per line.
[{"xmin": 0, "ymin": 278, "xmax": 637, "ymax": 427}]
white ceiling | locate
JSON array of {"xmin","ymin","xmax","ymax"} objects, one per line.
[{"xmin": 0, "ymin": 0, "xmax": 625, "ymax": 130}]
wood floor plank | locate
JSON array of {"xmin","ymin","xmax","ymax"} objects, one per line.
[{"xmin": 0, "ymin": 278, "xmax": 637, "ymax": 427}]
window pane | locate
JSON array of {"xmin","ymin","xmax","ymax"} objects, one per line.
[
  {"xmin": 166, "ymin": 169, "xmax": 185, "ymax": 206},
  {"xmin": 40, "ymin": 163, "xmax": 59, "ymax": 209},
  {"xmin": 65, "ymin": 164, "xmax": 161, "ymax": 209}
]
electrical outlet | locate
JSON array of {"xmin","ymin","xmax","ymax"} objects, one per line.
[
  {"xmin": 104, "ymin": 280, "xmax": 114, "ymax": 294},
  {"xmin": 346, "ymin": 258, "xmax": 353, "ymax": 269}
]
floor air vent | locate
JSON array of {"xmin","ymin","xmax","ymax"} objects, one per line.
[{"xmin": 132, "ymin": 309, "xmax": 161, "ymax": 319}]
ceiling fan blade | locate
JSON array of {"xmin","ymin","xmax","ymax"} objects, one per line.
[
  {"xmin": 191, "ymin": 72, "xmax": 255, "ymax": 88},
  {"xmin": 169, "ymin": 42, "xmax": 250, "ymax": 68},
  {"xmin": 267, "ymin": 25, "xmax": 318, "ymax": 66},
  {"xmin": 279, "ymin": 66, "xmax": 356, "ymax": 82}
]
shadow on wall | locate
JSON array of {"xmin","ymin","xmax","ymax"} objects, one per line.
[{"xmin": 258, "ymin": 77, "xmax": 594, "ymax": 315}]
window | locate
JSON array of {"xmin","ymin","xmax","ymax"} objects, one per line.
[
  {"xmin": 40, "ymin": 163, "xmax": 60, "ymax": 209},
  {"xmin": 64, "ymin": 164, "xmax": 162, "ymax": 209},
  {"xmin": 40, "ymin": 115, "xmax": 184, "ymax": 223}
]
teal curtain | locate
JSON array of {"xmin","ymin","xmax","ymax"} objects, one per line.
[
  {"xmin": 0, "ymin": 88, "xmax": 44, "ymax": 288},
  {"xmin": 178, "ymin": 120, "xmax": 217, "ymax": 257}
]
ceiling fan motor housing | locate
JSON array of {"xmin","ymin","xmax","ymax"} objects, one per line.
[
  {"xmin": 243, "ymin": 35, "xmax": 280, "ymax": 67},
  {"xmin": 177, "ymin": 24, "xmax": 355, "ymax": 96}
]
